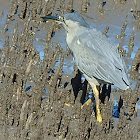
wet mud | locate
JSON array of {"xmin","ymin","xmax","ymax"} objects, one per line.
[{"xmin": 0, "ymin": 0, "xmax": 140, "ymax": 140}]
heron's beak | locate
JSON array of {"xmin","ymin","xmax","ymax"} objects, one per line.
[{"xmin": 41, "ymin": 16, "xmax": 60, "ymax": 22}]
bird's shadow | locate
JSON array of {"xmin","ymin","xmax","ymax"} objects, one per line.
[
  {"xmin": 100, "ymin": 84, "xmax": 111, "ymax": 104},
  {"xmin": 71, "ymin": 70, "xmax": 111, "ymax": 104},
  {"xmin": 71, "ymin": 69, "xmax": 82, "ymax": 100}
]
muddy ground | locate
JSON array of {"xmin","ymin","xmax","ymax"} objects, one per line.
[{"xmin": 0, "ymin": 0, "xmax": 140, "ymax": 140}]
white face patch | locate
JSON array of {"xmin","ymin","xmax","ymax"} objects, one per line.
[
  {"xmin": 55, "ymin": 16, "xmax": 63, "ymax": 24},
  {"xmin": 77, "ymin": 39, "xmax": 80, "ymax": 45},
  {"xmin": 58, "ymin": 16, "xmax": 61, "ymax": 20}
]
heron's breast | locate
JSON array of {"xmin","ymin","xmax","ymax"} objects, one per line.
[{"xmin": 66, "ymin": 34, "xmax": 75, "ymax": 49}]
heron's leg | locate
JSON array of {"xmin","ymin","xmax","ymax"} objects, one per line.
[
  {"xmin": 92, "ymin": 84, "xmax": 102, "ymax": 123},
  {"xmin": 81, "ymin": 98, "xmax": 92, "ymax": 109}
]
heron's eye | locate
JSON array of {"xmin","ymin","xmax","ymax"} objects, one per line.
[{"xmin": 61, "ymin": 16, "xmax": 66, "ymax": 21}]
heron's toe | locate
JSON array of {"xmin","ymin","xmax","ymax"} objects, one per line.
[
  {"xmin": 96, "ymin": 107, "xmax": 102, "ymax": 123},
  {"xmin": 65, "ymin": 103, "xmax": 73, "ymax": 107},
  {"xmin": 81, "ymin": 98, "xmax": 92, "ymax": 109},
  {"xmin": 97, "ymin": 113, "xmax": 102, "ymax": 123}
]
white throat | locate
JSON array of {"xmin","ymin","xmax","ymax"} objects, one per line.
[{"xmin": 64, "ymin": 21, "xmax": 86, "ymax": 46}]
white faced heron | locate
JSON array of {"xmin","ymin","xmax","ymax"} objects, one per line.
[{"xmin": 41, "ymin": 13, "xmax": 129, "ymax": 123}]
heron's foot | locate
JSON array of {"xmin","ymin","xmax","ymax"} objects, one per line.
[
  {"xmin": 96, "ymin": 107, "xmax": 102, "ymax": 123},
  {"xmin": 81, "ymin": 98, "xmax": 92, "ymax": 109},
  {"xmin": 65, "ymin": 103, "xmax": 73, "ymax": 107}
]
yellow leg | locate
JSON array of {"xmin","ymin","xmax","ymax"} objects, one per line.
[
  {"xmin": 81, "ymin": 82, "xmax": 102, "ymax": 123},
  {"xmin": 65, "ymin": 103, "xmax": 73, "ymax": 107},
  {"xmin": 81, "ymin": 98, "xmax": 92, "ymax": 109},
  {"xmin": 93, "ymin": 85, "xmax": 102, "ymax": 123}
]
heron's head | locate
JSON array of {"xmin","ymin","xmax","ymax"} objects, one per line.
[{"xmin": 41, "ymin": 13, "xmax": 89, "ymax": 32}]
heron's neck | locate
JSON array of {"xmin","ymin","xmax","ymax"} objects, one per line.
[{"xmin": 66, "ymin": 26, "xmax": 86, "ymax": 47}]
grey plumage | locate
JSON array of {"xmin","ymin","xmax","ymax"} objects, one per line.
[
  {"xmin": 62, "ymin": 13, "xmax": 129, "ymax": 90},
  {"xmin": 41, "ymin": 13, "xmax": 129, "ymax": 90},
  {"xmin": 41, "ymin": 12, "xmax": 130, "ymax": 122}
]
